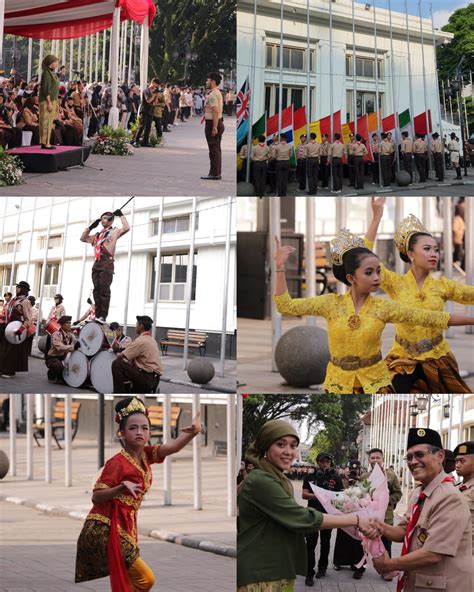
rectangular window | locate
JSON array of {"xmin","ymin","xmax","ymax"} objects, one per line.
[
  {"xmin": 269, "ymin": 44, "xmax": 314, "ymax": 72},
  {"xmin": 292, "ymin": 88, "xmax": 303, "ymax": 111},
  {"xmin": 2, "ymin": 240, "xmax": 21, "ymax": 255},
  {"xmin": 37, "ymin": 262, "xmax": 60, "ymax": 298},
  {"xmin": 151, "ymin": 214, "xmax": 198, "ymax": 236},
  {"xmin": 265, "ymin": 85, "xmax": 272, "ymax": 118},
  {"xmin": 346, "ymin": 55, "xmax": 382, "ymax": 79},
  {"xmin": 290, "ymin": 48, "xmax": 304, "ymax": 70},
  {"xmin": 266, "ymin": 45, "xmax": 273, "ymax": 67},
  {"xmin": 1, "ymin": 266, "xmax": 17, "ymax": 295},
  {"xmin": 150, "ymin": 253, "xmax": 197, "ymax": 302},
  {"xmin": 38, "ymin": 234, "xmax": 62, "ymax": 250},
  {"xmin": 346, "ymin": 90, "xmax": 384, "ymax": 121}
]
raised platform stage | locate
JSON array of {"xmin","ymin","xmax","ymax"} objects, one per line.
[{"xmin": 8, "ymin": 145, "xmax": 91, "ymax": 173}]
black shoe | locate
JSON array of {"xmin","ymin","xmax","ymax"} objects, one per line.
[
  {"xmin": 141, "ymin": 143, "xmax": 151, "ymax": 147},
  {"xmin": 163, "ymin": 128, "xmax": 171, "ymax": 132},
  {"xmin": 305, "ymin": 576, "xmax": 314, "ymax": 587},
  {"xmin": 315, "ymin": 569, "xmax": 326, "ymax": 578},
  {"xmin": 200, "ymin": 175, "xmax": 221, "ymax": 180},
  {"xmin": 333, "ymin": 564, "xmax": 340, "ymax": 571},
  {"xmin": 353, "ymin": 570, "xmax": 364, "ymax": 580}
]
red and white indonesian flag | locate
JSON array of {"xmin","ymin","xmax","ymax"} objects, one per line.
[{"xmin": 4, "ymin": 0, "xmax": 156, "ymax": 39}]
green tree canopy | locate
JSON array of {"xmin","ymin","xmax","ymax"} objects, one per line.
[{"xmin": 436, "ymin": 4, "xmax": 474, "ymax": 80}]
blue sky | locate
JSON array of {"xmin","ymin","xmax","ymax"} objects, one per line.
[{"xmin": 359, "ymin": 0, "xmax": 470, "ymax": 25}]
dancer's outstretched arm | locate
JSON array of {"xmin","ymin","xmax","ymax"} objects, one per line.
[
  {"xmin": 366, "ymin": 196, "xmax": 385, "ymax": 243},
  {"xmin": 158, "ymin": 412, "xmax": 202, "ymax": 459},
  {"xmin": 274, "ymin": 236, "xmax": 296, "ymax": 296}
]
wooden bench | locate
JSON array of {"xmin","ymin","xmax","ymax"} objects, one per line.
[
  {"xmin": 315, "ymin": 242, "xmax": 337, "ymax": 294},
  {"xmin": 160, "ymin": 329, "xmax": 208, "ymax": 357},
  {"xmin": 33, "ymin": 400, "xmax": 81, "ymax": 449},
  {"xmin": 147, "ymin": 404, "xmax": 181, "ymax": 442}
]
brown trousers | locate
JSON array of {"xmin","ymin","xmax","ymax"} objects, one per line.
[
  {"xmin": 45, "ymin": 355, "xmax": 66, "ymax": 381},
  {"xmin": 92, "ymin": 257, "xmax": 114, "ymax": 320},
  {"xmin": 205, "ymin": 118, "xmax": 225, "ymax": 176}
]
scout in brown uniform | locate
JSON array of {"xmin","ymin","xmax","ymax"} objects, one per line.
[
  {"xmin": 251, "ymin": 135, "xmax": 270, "ymax": 198},
  {"xmin": 0, "ymin": 281, "xmax": 33, "ymax": 378},
  {"xmin": 111, "ymin": 315, "xmax": 162, "ymax": 393},
  {"xmin": 329, "ymin": 133, "xmax": 345, "ymax": 193},
  {"xmin": 386, "ymin": 132, "xmax": 396, "ymax": 181},
  {"xmin": 304, "ymin": 132, "xmax": 320, "ymax": 195},
  {"xmin": 346, "ymin": 134, "xmax": 356, "ymax": 187},
  {"xmin": 371, "ymin": 428, "xmax": 472, "ymax": 592},
  {"xmin": 320, "ymin": 134, "xmax": 330, "ymax": 188},
  {"xmin": 201, "ymin": 71, "xmax": 224, "ymax": 180},
  {"xmin": 80, "ymin": 210, "xmax": 130, "ymax": 323},
  {"xmin": 353, "ymin": 134, "xmax": 368, "ymax": 189},
  {"xmin": 431, "ymin": 133, "xmax": 444, "ymax": 182},
  {"xmin": 274, "ymin": 134, "xmax": 292, "ymax": 197},
  {"xmin": 370, "ymin": 133, "xmax": 380, "ymax": 185},
  {"xmin": 401, "ymin": 131, "xmax": 413, "ymax": 183},
  {"xmin": 45, "ymin": 315, "xmax": 80, "ymax": 383},
  {"xmin": 296, "ymin": 134, "xmax": 307, "ymax": 191},
  {"xmin": 448, "ymin": 133, "xmax": 462, "ymax": 180},
  {"xmin": 379, "ymin": 132, "xmax": 394, "ymax": 187},
  {"xmin": 454, "ymin": 439, "xmax": 474, "ymax": 587},
  {"xmin": 267, "ymin": 133, "xmax": 279, "ymax": 194},
  {"xmin": 238, "ymin": 142, "xmax": 250, "ymax": 184},
  {"xmin": 413, "ymin": 134, "xmax": 428, "ymax": 182}
]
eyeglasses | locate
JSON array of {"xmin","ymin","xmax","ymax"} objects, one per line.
[{"xmin": 403, "ymin": 450, "xmax": 435, "ymax": 463}]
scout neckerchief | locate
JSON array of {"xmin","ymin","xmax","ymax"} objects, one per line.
[
  {"xmin": 59, "ymin": 327, "xmax": 73, "ymax": 345},
  {"xmin": 94, "ymin": 227, "xmax": 112, "ymax": 261},
  {"xmin": 397, "ymin": 475, "xmax": 454, "ymax": 592},
  {"xmin": 5, "ymin": 295, "xmax": 25, "ymax": 323}
]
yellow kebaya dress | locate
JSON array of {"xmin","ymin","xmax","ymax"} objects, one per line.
[
  {"xmin": 365, "ymin": 238, "xmax": 474, "ymax": 393},
  {"xmin": 274, "ymin": 290, "xmax": 449, "ymax": 394}
]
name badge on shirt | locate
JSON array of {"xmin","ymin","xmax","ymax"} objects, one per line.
[{"xmin": 417, "ymin": 528, "xmax": 428, "ymax": 544}]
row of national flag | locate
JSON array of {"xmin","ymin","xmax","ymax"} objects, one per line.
[{"xmin": 236, "ymin": 77, "xmax": 433, "ymax": 166}]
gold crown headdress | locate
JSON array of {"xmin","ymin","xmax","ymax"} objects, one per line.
[
  {"xmin": 115, "ymin": 397, "xmax": 148, "ymax": 424},
  {"xmin": 394, "ymin": 214, "xmax": 431, "ymax": 256},
  {"xmin": 329, "ymin": 229, "xmax": 366, "ymax": 266}
]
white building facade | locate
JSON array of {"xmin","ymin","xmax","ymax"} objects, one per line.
[
  {"xmin": 238, "ymin": 0, "xmax": 453, "ymax": 131},
  {"xmin": 0, "ymin": 197, "xmax": 236, "ymax": 358}
]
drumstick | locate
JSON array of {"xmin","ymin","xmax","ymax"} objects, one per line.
[{"xmin": 106, "ymin": 196, "xmax": 135, "ymax": 221}]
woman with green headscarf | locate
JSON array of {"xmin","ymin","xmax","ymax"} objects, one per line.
[
  {"xmin": 39, "ymin": 54, "xmax": 60, "ymax": 149},
  {"xmin": 237, "ymin": 420, "xmax": 371, "ymax": 592}
]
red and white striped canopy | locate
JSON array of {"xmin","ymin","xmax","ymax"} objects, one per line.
[{"xmin": 4, "ymin": 0, "xmax": 156, "ymax": 39}]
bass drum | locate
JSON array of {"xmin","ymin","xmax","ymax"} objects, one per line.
[
  {"xmin": 90, "ymin": 350, "xmax": 117, "ymax": 394},
  {"xmin": 63, "ymin": 350, "xmax": 89, "ymax": 388},
  {"xmin": 5, "ymin": 321, "xmax": 28, "ymax": 344},
  {"xmin": 78, "ymin": 321, "xmax": 108, "ymax": 356}
]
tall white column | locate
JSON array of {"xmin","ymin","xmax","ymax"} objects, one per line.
[
  {"xmin": 27, "ymin": 38, "xmax": 33, "ymax": 82},
  {"xmin": 152, "ymin": 197, "xmax": 164, "ymax": 341},
  {"xmin": 335, "ymin": 197, "xmax": 347, "ymax": 294},
  {"xmin": 395, "ymin": 196, "xmax": 405, "ymax": 275},
  {"xmin": 128, "ymin": 23, "xmax": 134, "ymax": 83},
  {"xmin": 44, "ymin": 394, "xmax": 52, "ymax": 483},
  {"xmin": 305, "ymin": 197, "xmax": 316, "ymax": 326},
  {"xmin": 26, "ymin": 394, "xmax": 34, "ymax": 480},
  {"xmin": 69, "ymin": 39, "xmax": 74, "ymax": 77},
  {"xmin": 219, "ymin": 197, "xmax": 233, "ymax": 377},
  {"xmin": 9, "ymin": 394, "xmax": 17, "ymax": 476},
  {"xmin": 139, "ymin": 16, "xmax": 149, "ymax": 91},
  {"xmin": 227, "ymin": 393, "xmax": 237, "ymax": 517},
  {"xmin": 122, "ymin": 201, "xmax": 135, "ymax": 337},
  {"xmin": 38, "ymin": 39, "xmax": 44, "ymax": 78},
  {"xmin": 192, "ymin": 394, "xmax": 202, "ymax": 510},
  {"xmin": 163, "ymin": 394, "xmax": 172, "ymax": 505},
  {"xmin": 109, "ymin": 8, "xmax": 121, "ymax": 128},
  {"xmin": 465, "ymin": 197, "xmax": 473, "ymax": 334},
  {"xmin": 183, "ymin": 197, "xmax": 198, "ymax": 370},
  {"xmin": 64, "ymin": 394, "xmax": 72, "ymax": 486},
  {"xmin": 102, "ymin": 29, "xmax": 107, "ymax": 81},
  {"xmin": 95, "ymin": 32, "xmax": 99, "ymax": 82},
  {"xmin": 77, "ymin": 36, "xmax": 82, "ymax": 74}
]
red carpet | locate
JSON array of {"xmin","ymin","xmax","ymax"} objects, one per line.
[{"xmin": 8, "ymin": 144, "xmax": 91, "ymax": 173}]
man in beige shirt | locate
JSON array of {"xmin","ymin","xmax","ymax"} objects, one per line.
[
  {"xmin": 346, "ymin": 133, "xmax": 356, "ymax": 187},
  {"xmin": 252, "ymin": 135, "xmax": 270, "ymax": 197},
  {"xmin": 372, "ymin": 428, "xmax": 472, "ymax": 592},
  {"xmin": 296, "ymin": 134, "xmax": 307, "ymax": 191},
  {"xmin": 448, "ymin": 132, "xmax": 462, "ymax": 180},
  {"xmin": 80, "ymin": 209, "xmax": 130, "ymax": 322},
  {"xmin": 201, "ymin": 71, "xmax": 224, "ymax": 180},
  {"xmin": 353, "ymin": 134, "xmax": 368, "ymax": 189},
  {"xmin": 274, "ymin": 134, "xmax": 292, "ymax": 197},
  {"xmin": 454, "ymin": 440, "xmax": 474, "ymax": 588},
  {"xmin": 45, "ymin": 315, "xmax": 80, "ymax": 383},
  {"xmin": 320, "ymin": 134, "xmax": 330, "ymax": 188},
  {"xmin": 401, "ymin": 131, "xmax": 413, "ymax": 183},
  {"xmin": 431, "ymin": 132, "xmax": 444, "ymax": 181},
  {"xmin": 112, "ymin": 315, "xmax": 162, "ymax": 393},
  {"xmin": 379, "ymin": 132, "xmax": 394, "ymax": 187},
  {"xmin": 329, "ymin": 133, "xmax": 345, "ymax": 193},
  {"xmin": 304, "ymin": 132, "xmax": 320, "ymax": 195},
  {"xmin": 413, "ymin": 134, "xmax": 428, "ymax": 182}
]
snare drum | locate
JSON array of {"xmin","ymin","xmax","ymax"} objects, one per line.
[
  {"xmin": 78, "ymin": 321, "xmax": 112, "ymax": 356},
  {"xmin": 63, "ymin": 350, "xmax": 89, "ymax": 387},
  {"xmin": 45, "ymin": 319, "xmax": 60, "ymax": 336},
  {"xmin": 90, "ymin": 350, "xmax": 117, "ymax": 394},
  {"xmin": 27, "ymin": 324, "xmax": 36, "ymax": 337}
]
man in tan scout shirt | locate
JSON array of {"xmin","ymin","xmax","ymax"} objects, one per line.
[
  {"xmin": 81, "ymin": 210, "xmax": 130, "ymax": 322},
  {"xmin": 304, "ymin": 132, "xmax": 320, "ymax": 195},
  {"xmin": 371, "ymin": 427, "xmax": 472, "ymax": 592},
  {"xmin": 413, "ymin": 134, "xmax": 428, "ymax": 182},
  {"xmin": 353, "ymin": 134, "xmax": 368, "ymax": 189},
  {"xmin": 379, "ymin": 132, "xmax": 394, "ymax": 187},
  {"xmin": 274, "ymin": 134, "xmax": 292, "ymax": 197},
  {"xmin": 252, "ymin": 135, "xmax": 270, "ymax": 197},
  {"xmin": 431, "ymin": 132, "xmax": 444, "ymax": 181},
  {"xmin": 112, "ymin": 315, "xmax": 162, "ymax": 393},
  {"xmin": 401, "ymin": 131, "xmax": 413, "ymax": 183},
  {"xmin": 346, "ymin": 133, "xmax": 356, "ymax": 187},
  {"xmin": 329, "ymin": 133, "xmax": 345, "ymax": 193},
  {"xmin": 201, "ymin": 71, "xmax": 224, "ymax": 180},
  {"xmin": 454, "ymin": 440, "xmax": 474, "ymax": 589},
  {"xmin": 320, "ymin": 134, "xmax": 330, "ymax": 188}
]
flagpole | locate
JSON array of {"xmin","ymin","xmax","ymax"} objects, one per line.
[
  {"xmin": 278, "ymin": 0, "xmax": 284, "ymax": 136},
  {"xmin": 306, "ymin": 0, "xmax": 311, "ymax": 192},
  {"xmin": 441, "ymin": 79, "xmax": 447, "ymax": 121},
  {"xmin": 430, "ymin": 1, "xmax": 445, "ymax": 178},
  {"xmin": 388, "ymin": 0, "xmax": 400, "ymax": 171},
  {"xmin": 418, "ymin": 0, "xmax": 433, "ymax": 179},
  {"xmin": 245, "ymin": 0, "xmax": 258, "ymax": 183},
  {"xmin": 329, "ymin": 0, "xmax": 334, "ymax": 190},
  {"xmin": 373, "ymin": 0, "xmax": 383, "ymax": 186},
  {"xmin": 404, "ymin": 0, "xmax": 415, "ymax": 145},
  {"xmin": 351, "ymin": 0, "xmax": 357, "ymax": 134},
  {"xmin": 447, "ymin": 78, "xmax": 454, "ymax": 123}
]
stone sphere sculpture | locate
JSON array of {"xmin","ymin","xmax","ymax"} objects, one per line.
[{"xmin": 187, "ymin": 358, "xmax": 216, "ymax": 384}]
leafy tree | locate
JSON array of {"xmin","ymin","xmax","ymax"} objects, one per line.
[{"xmin": 149, "ymin": 0, "xmax": 235, "ymax": 85}]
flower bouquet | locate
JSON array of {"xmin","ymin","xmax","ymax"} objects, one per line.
[
  {"xmin": 310, "ymin": 463, "xmax": 397, "ymax": 574},
  {"xmin": 93, "ymin": 125, "xmax": 133, "ymax": 156},
  {"xmin": 0, "ymin": 147, "xmax": 24, "ymax": 186}
]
